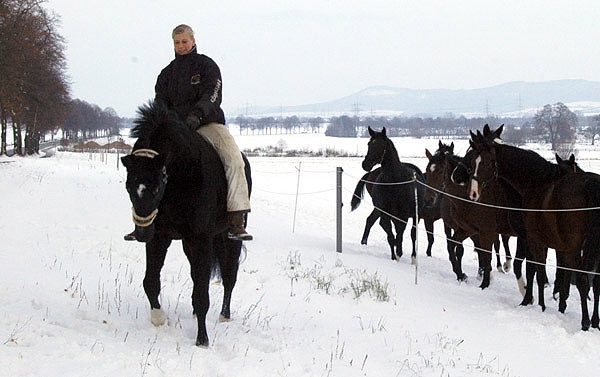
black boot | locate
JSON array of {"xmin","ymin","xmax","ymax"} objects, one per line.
[
  {"xmin": 228, "ymin": 211, "xmax": 252, "ymax": 241},
  {"xmin": 124, "ymin": 230, "xmax": 136, "ymax": 241}
]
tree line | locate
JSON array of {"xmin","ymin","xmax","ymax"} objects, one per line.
[
  {"xmin": 234, "ymin": 103, "xmax": 600, "ymax": 152},
  {"xmin": 0, "ymin": 0, "xmax": 122, "ymax": 156}
]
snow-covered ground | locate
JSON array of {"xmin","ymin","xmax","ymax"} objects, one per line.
[{"xmin": 2, "ymin": 132, "xmax": 600, "ymax": 377}]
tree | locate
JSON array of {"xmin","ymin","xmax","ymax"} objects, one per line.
[
  {"xmin": 533, "ymin": 102, "xmax": 577, "ymax": 150},
  {"xmin": 0, "ymin": 0, "xmax": 69, "ymax": 155},
  {"xmin": 584, "ymin": 115, "xmax": 600, "ymax": 145}
]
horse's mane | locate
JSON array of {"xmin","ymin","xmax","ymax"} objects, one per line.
[
  {"xmin": 497, "ymin": 142, "xmax": 563, "ymax": 178},
  {"xmin": 131, "ymin": 100, "xmax": 198, "ymax": 158}
]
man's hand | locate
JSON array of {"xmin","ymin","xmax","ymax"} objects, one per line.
[{"xmin": 185, "ymin": 114, "xmax": 201, "ymax": 130}]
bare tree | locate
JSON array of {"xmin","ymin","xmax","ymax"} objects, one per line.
[{"xmin": 533, "ymin": 102, "xmax": 577, "ymax": 150}]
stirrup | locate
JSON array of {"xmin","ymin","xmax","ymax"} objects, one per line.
[{"xmin": 228, "ymin": 231, "xmax": 253, "ymax": 241}]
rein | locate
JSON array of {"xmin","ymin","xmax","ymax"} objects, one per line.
[{"xmin": 130, "ymin": 148, "xmax": 161, "ymax": 227}]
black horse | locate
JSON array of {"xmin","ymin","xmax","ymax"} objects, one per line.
[
  {"xmin": 360, "ymin": 126, "xmax": 426, "ymax": 262},
  {"xmin": 351, "ymin": 166, "xmax": 437, "ymax": 257},
  {"xmin": 121, "ymin": 101, "xmax": 250, "ymax": 346}
]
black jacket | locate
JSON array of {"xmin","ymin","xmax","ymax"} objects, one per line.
[{"xmin": 155, "ymin": 46, "xmax": 226, "ymax": 126}]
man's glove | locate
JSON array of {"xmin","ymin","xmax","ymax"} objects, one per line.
[{"xmin": 185, "ymin": 114, "xmax": 201, "ymax": 130}]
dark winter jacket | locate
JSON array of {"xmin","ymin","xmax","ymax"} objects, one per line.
[{"xmin": 154, "ymin": 45, "xmax": 226, "ymax": 126}]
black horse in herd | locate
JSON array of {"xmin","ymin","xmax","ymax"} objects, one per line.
[{"xmin": 121, "ymin": 100, "xmax": 251, "ymax": 347}]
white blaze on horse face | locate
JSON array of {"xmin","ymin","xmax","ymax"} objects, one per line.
[
  {"xmin": 137, "ymin": 184, "xmax": 146, "ymax": 198},
  {"xmin": 469, "ymin": 155, "xmax": 482, "ymax": 201},
  {"xmin": 429, "ymin": 163, "xmax": 436, "ymax": 173}
]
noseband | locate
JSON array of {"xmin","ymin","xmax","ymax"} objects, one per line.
[{"xmin": 131, "ymin": 148, "xmax": 161, "ymax": 227}]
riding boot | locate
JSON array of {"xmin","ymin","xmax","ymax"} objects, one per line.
[
  {"xmin": 124, "ymin": 230, "xmax": 137, "ymax": 241},
  {"xmin": 228, "ymin": 211, "xmax": 253, "ymax": 241}
]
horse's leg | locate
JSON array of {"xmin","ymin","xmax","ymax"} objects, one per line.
[
  {"xmin": 513, "ymin": 237, "xmax": 526, "ymax": 297},
  {"xmin": 591, "ymin": 271, "xmax": 600, "ymax": 329},
  {"xmin": 501, "ymin": 234, "xmax": 512, "ymax": 272},
  {"xmin": 361, "ymin": 209, "xmax": 380, "ymax": 245},
  {"xmin": 478, "ymin": 235, "xmax": 495, "ymax": 290},
  {"xmin": 183, "ymin": 237, "xmax": 214, "ymax": 347},
  {"xmin": 520, "ymin": 243, "xmax": 542, "ymax": 307},
  {"xmin": 410, "ymin": 217, "xmax": 417, "ymax": 264},
  {"xmin": 539, "ymin": 248, "xmax": 550, "ymax": 287},
  {"xmin": 391, "ymin": 217, "xmax": 408, "ymax": 261},
  {"xmin": 424, "ymin": 217, "xmax": 434, "ymax": 257},
  {"xmin": 493, "ymin": 236, "xmax": 503, "ymax": 273},
  {"xmin": 450, "ymin": 228, "xmax": 471, "ymax": 282},
  {"xmin": 443, "ymin": 224, "xmax": 464, "ymax": 280},
  {"xmin": 217, "ymin": 235, "xmax": 242, "ymax": 321},
  {"xmin": 576, "ymin": 270, "xmax": 591, "ymax": 330},
  {"xmin": 379, "ymin": 217, "xmax": 396, "ymax": 260},
  {"xmin": 143, "ymin": 236, "xmax": 172, "ymax": 326}
]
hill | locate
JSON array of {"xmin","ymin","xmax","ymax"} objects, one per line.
[{"xmin": 246, "ymin": 79, "xmax": 600, "ymax": 118}]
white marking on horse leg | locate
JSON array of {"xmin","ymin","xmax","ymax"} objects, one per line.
[
  {"xmin": 151, "ymin": 308, "xmax": 168, "ymax": 326},
  {"xmin": 411, "ymin": 256, "xmax": 416, "ymax": 265},
  {"xmin": 219, "ymin": 314, "xmax": 231, "ymax": 323},
  {"xmin": 517, "ymin": 276, "xmax": 526, "ymax": 297}
]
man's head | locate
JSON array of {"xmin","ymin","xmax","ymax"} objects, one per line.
[{"xmin": 172, "ymin": 24, "xmax": 195, "ymax": 55}]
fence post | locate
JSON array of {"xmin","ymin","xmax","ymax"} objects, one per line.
[
  {"xmin": 413, "ymin": 171, "xmax": 419, "ymax": 285},
  {"xmin": 336, "ymin": 167, "xmax": 343, "ymax": 253},
  {"xmin": 292, "ymin": 161, "xmax": 302, "ymax": 232}
]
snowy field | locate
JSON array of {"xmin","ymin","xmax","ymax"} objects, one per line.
[{"xmin": 2, "ymin": 131, "xmax": 600, "ymax": 376}]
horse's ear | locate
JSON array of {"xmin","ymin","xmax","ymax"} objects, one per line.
[
  {"xmin": 381, "ymin": 127, "xmax": 387, "ymax": 136},
  {"xmin": 483, "ymin": 124, "xmax": 491, "ymax": 136},
  {"xmin": 425, "ymin": 148, "xmax": 433, "ymax": 161},
  {"xmin": 569, "ymin": 154, "xmax": 575, "ymax": 163},
  {"xmin": 555, "ymin": 153, "xmax": 562, "ymax": 163},
  {"xmin": 368, "ymin": 126, "xmax": 375, "ymax": 137},
  {"xmin": 495, "ymin": 124, "xmax": 504, "ymax": 138},
  {"xmin": 450, "ymin": 142, "xmax": 454, "ymax": 153},
  {"xmin": 469, "ymin": 130, "xmax": 476, "ymax": 140},
  {"xmin": 438, "ymin": 140, "xmax": 443, "ymax": 148}
]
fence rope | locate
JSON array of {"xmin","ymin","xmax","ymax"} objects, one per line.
[
  {"xmin": 343, "ymin": 185, "xmax": 600, "ymax": 277},
  {"xmin": 344, "ymin": 171, "xmax": 600, "ymax": 212}
]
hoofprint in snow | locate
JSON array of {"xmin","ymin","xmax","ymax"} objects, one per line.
[{"xmin": 2, "ymin": 134, "xmax": 600, "ymax": 376}]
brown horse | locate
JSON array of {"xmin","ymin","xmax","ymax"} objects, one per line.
[
  {"xmin": 463, "ymin": 125, "xmax": 600, "ymax": 330},
  {"xmin": 424, "ymin": 139, "xmax": 513, "ymax": 288}
]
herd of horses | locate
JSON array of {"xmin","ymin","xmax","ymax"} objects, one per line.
[
  {"xmin": 120, "ymin": 100, "xmax": 600, "ymax": 347},
  {"xmin": 351, "ymin": 124, "xmax": 600, "ymax": 332}
]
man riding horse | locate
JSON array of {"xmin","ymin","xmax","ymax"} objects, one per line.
[{"xmin": 125, "ymin": 24, "xmax": 252, "ymax": 242}]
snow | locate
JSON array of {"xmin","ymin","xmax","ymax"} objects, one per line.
[{"xmin": 2, "ymin": 133, "xmax": 600, "ymax": 377}]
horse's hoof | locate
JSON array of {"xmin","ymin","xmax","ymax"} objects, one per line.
[
  {"xmin": 196, "ymin": 338, "xmax": 209, "ymax": 348},
  {"xmin": 582, "ymin": 323, "xmax": 590, "ymax": 331},
  {"xmin": 426, "ymin": 251, "xmax": 432, "ymax": 257},
  {"xmin": 219, "ymin": 314, "xmax": 231, "ymax": 322},
  {"xmin": 497, "ymin": 266, "xmax": 505, "ymax": 273},
  {"xmin": 503, "ymin": 261, "xmax": 512, "ymax": 273},
  {"xmin": 150, "ymin": 308, "xmax": 168, "ymax": 326},
  {"xmin": 361, "ymin": 240, "xmax": 368, "ymax": 245},
  {"xmin": 457, "ymin": 273, "xmax": 468, "ymax": 282}
]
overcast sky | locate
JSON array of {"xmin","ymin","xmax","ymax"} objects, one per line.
[{"xmin": 47, "ymin": 0, "xmax": 600, "ymax": 118}]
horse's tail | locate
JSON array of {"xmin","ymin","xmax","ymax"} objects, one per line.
[{"xmin": 351, "ymin": 172, "xmax": 371, "ymax": 211}]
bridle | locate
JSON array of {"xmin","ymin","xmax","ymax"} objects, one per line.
[{"xmin": 130, "ymin": 148, "xmax": 161, "ymax": 227}]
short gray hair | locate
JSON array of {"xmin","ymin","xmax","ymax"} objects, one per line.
[{"xmin": 172, "ymin": 24, "xmax": 194, "ymax": 39}]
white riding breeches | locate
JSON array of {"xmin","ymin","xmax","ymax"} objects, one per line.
[{"xmin": 196, "ymin": 123, "xmax": 251, "ymax": 212}]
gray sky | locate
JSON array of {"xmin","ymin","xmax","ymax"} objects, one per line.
[{"xmin": 48, "ymin": 0, "xmax": 600, "ymax": 118}]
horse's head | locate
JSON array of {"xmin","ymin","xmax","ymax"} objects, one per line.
[
  {"xmin": 362, "ymin": 126, "xmax": 389, "ymax": 171},
  {"xmin": 121, "ymin": 149, "xmax": 168, "ymax": 242},
  {"xmin": 556, "ymin": 153, "xmax": 582, "ymax": 174},
  {"xmin": 423, "ymin": 141, "xmax": 454, "ymax": 207},
  {"xmin": 459, "ymin": 124, "xmax": 503, "ymax": 202}
]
